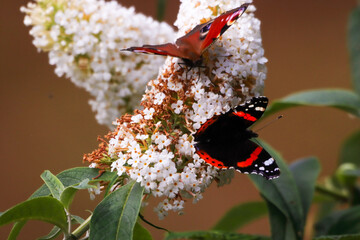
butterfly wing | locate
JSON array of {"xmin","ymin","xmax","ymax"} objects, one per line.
[
  {"xmin": 199, "ymin": 3, "xmax": 249, "ymax": 53},
  {"xmin": 122, "ymin": 4, "xmax": 248, "ymax": 65},
  {"xmin": 233, "ymin": 96, "xmax": 268, "ymax": 129},
  {"xmin": 122, "ymin": 43, "xmax": 189, "ymax": 59},
  {"xmin": 194, "ymin": 96, "xmax": 279, "ymax": 180},
  {"xmin": 196, "ymin": 139, "xmax": 280, "ymax": 179},
  {"xmin": 194, "ymin": 96, "xmax": 268, "ymax": 142}
]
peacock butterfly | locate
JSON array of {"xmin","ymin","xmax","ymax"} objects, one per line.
[{"xmin": 122, "ymin": 3, "xmax": 249, "ymax": 68}]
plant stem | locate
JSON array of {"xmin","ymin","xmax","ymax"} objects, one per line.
[
  {"xmin": 70, "ymin": 215, "xmax": 92, "ymax": 239},
  {"xmin": 157, "ymin": 0, "xmax": 166, "ymax": 21},
  {"xmin": 315, "ymin": 184, "xmax": 349, "ymax": 202}
]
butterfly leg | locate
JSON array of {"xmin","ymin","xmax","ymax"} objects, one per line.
[
  {"xmin": 217, "ymin": 54, "xmax": 233, "ymax": 58},
  {"xmin": 177, "ymin": 62, "xmax": 192, "ymax": 81}
]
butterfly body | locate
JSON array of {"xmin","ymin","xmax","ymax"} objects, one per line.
[
  {"xmin": 122, "ymin": 4, "xmax": 249, "ymax": 67},
  {"xmin": 193, "ymin": 96, "xmax": 280, "ymax": 180}
]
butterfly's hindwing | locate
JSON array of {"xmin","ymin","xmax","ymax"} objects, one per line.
[{"xmin": 232, "ymin": 140, "xmax": 280, "ymax": 180}]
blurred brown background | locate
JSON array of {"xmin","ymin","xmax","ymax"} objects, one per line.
[{"xmin": 1, "ymin": 0, "xmax": 359, "ymax": 239}]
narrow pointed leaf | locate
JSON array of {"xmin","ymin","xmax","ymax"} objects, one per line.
[
  {"xmin": 263, "ymin": 89, "xmax": 360, "ymax": 118},
  {"xmin": 165, "ymin": 231, "xmax": 271, "ymax": 240},
  {"xmin": 339, "ymin": 130, "xmax": 360, "ymax": 167},
  {"xmin": 90, "ymin": 181, "xmax": 144, "ymax": 240},
  {"xmin": 289, "ymin": 157, "xmax": 320, "ymax": 219},
  {"xmin": 315, "ymin": 205, "xmax": 360, "ymax": 236},
  {"xmin": 31, "ymin": 167, "xmax": 117, "ymax": 198},
  {"xmin": 348, "ymin": 6, "xmax": 360, "ymax": 94},
  {"xmin": 212, "ymin": 201, "xmax": 268, "ymax": 232},
  {"xmin": 133, "ymin": 222, "xmax": 153, "ymax": 240},
  {"xmin": 71, "ymin": 215, "xmax": 85, "ymax": 225},
  {"xmin": 0, "ymin": 197, "xmax": 67, "ymax": 233},
  {"xmin": 38, "ymin": 226, "xmax": 62, "ymax": 240},
  {"xmin": 249, "ymin": 140, "xmax": 304, "ymax": 240},
  {"xmin": 40, "ymin": 170, "xmax": 65, "ymax": 200}
]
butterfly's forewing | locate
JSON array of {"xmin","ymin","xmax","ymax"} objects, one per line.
[
  {"xmin": 199, "ymin": 3, "xmax": 249, "ymax": 53},
  {"xmin": 174, "ymin": 3, "xmax": 249, "ymax": 62},
  {"xmin": 233, "ymin": 96, "xmax": 268, "ymax": 129},
  {"xmin": 122, "ymin": 43, "xmax": 188, "ymax": 59},
  {"xmin": 194, "ymin": 96, "xmax": 267, "ymax": 142}
]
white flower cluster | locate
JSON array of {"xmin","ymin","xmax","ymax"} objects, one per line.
[
  {"xmin": 21, "ymin": 0, "xmax": 175, "ymax": 127},
  {"xmin": 104, "ymin": 0, "xmax": 268, "ymax": 219},
  {"xmin": 109, "ymin": 124, "xmax": 219, "ymax": 219}
]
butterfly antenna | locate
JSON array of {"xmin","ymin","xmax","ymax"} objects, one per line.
[{"xmin": 254, "ymin": 115, "xmax": 283, "ymax": 133}]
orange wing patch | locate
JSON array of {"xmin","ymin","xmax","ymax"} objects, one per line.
[
  {"xmin": 232, "ymin": 111, "xmax": 257, "ymax": 122},
  {"xmin": 237, "ymin": 146, "xmax": 262, "ymax": 168},
  {"xmin": 196, "ymin": 149, "xmax": 226, "ymax": 169},
  {"xmin": 196, "ymin": 116, "xmax": 219, "ymax": 136}
]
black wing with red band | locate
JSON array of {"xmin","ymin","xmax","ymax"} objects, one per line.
[
  {"xmin": 233, "ymin": 96, "xmax": 268, "ymax": 128},
  {"xmin": 194, "ymin": 96, "xmax": 280, "ymax": 180}
]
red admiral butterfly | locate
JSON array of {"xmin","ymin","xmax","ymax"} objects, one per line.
[
  {"xmin": 194, "ymin": 96, "xmax": 280, "ymax": 180},
  {"xmin": 122, "ymin": 4, "xmax": 249, "ymax": 68}
]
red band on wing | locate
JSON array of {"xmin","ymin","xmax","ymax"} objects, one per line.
[
  {"xmin": 196, "ymin": 149, "xmax": 226, "ymax": 169},
  {"xmin": 196, "ymin": 116, "xmax": 219, "ymax": 136},
  {"xmin": 232, "ymin": 111, "xmax": 257, "ymax": 121},
  {"xmin": 237, "ymin": 146, "xmax": 262, "ymax": 168}
]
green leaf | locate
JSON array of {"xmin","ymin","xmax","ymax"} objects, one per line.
[
  {"xmin": 9, "ymin": 168, "xmax": 111, "ymax": 239},
  {"xmin": 0, "ymin": 197, "xmax": 68, "ymax": 233},
  {"xmin": 339, "ymin": 130, "xmax": 360, "ymax": 167},
  {"xmin": 348, "ymin": 6, "xmax": 360, "ymax": 95},
  {"xmin": 31, "ymin": 167, "xmax": 116, "ymax": 199},
  {"xmin": 60, "ymin": 187, "xmax": 77, "ymax": 211},
  {"xmin": 133, "ymin": 222, "xmax": 153, "ymax": 240},
  {"xmin": 8, "ymin": 221, "xmax": 27, "ymax": 240},
  {"xmin": 264, "ymin": 89, "xmax": 360, "ymax": 118},
  {"xmin": 212, "ymin": 201, "xmax": 268, "ymax": 232},
  {"xmin": 249, "ymin": 140, "xmax": 304, "ymax": 240},
  {"xmin": 315, "ymin": 205, "xmax": 360, "ymax": 236},
  {"xmin": 38, "ymin": 226, "xmax": 62, "ymax": 240},
  {"xmin": 264, "ymin": 200, "xmax": 297, "ymax": 240},
  {"xmin": 71, "ymin": 215, "xmax": 85, "ymax": 225},
  {"xmin": 40, "ymin": 170, "xmax": 65, "ymax": 200},
  {"xmin": 165, "ymin": 231, "xmax": 271, "ymax": 240},
  {"xmin": 289, "ymin": 157, "xmax": 320, "ymax": 219},
  {"xmin": 316, "ymin": 201, "xmax": 337, "ymax": 223},
  {"xmin": 90, "ymin": 181, "xmax": 144, "ymax": 240},
  {"xmin": 60, "ymin": 179, "xmax": 96, "ymax": 210},
  {"xmin": 104, "ymin": 173, "xmax": 119, "ymax": 197},
  {"xmin": 314, "ymin": 234, "xmax": 360, "ymax": 240}
]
